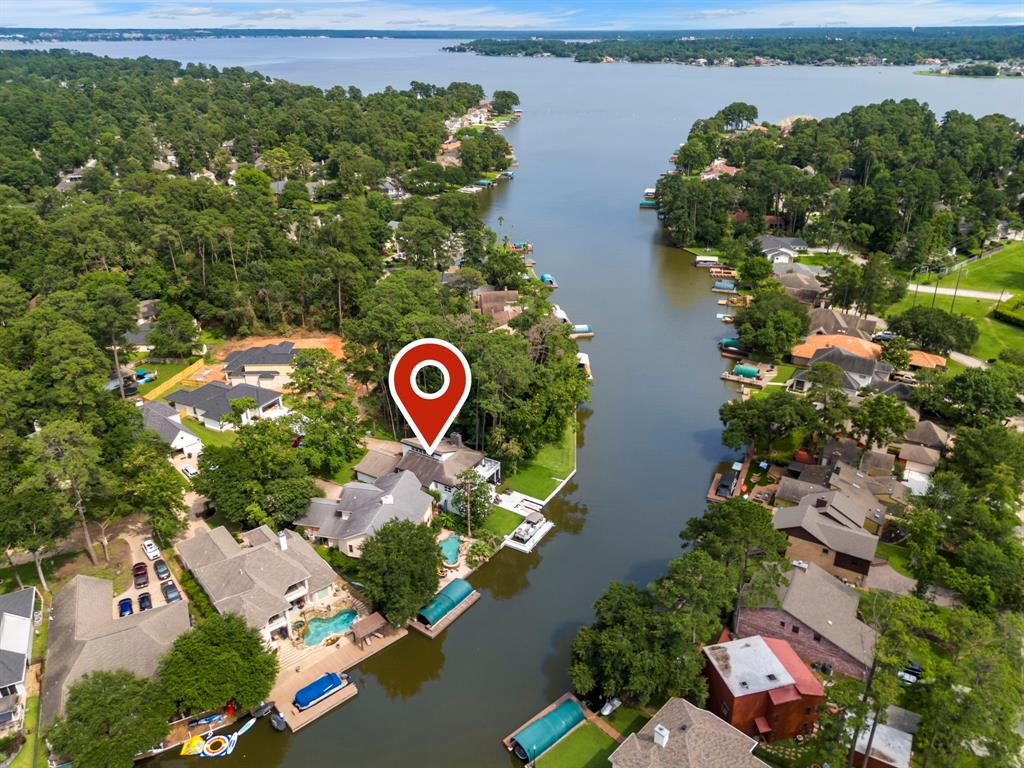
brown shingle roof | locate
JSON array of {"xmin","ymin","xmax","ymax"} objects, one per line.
[{"xmin": 609, "ymin": 698, "xmax": 767, "ymax": 768}]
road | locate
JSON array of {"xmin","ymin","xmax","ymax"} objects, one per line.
[
  {"xmin": 907, "ymin": 284, "xmax": 1011, "ymax": 301},
  {"xmin": 948, "ymin": 351, "xmax": 990, "ymax": 369}
]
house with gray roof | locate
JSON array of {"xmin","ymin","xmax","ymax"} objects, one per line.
[
  {"xmin": 141, "ymin": 401, "xmax": 202, "ymax": 456},
  {"xmin": 807, "ymin": 308, "xmax": 877, "ymax": 341},
  {"xmin": 223, "ymin": 341, "xmax": 300, "ymax": 388},
  {"xmin": 358, "ymin": 435, "xmax": 501, "ymax": 512},
  {"xmin": 125, "ymin": 322, "xmax": 155, "ymax": 352},
  {"xmin": 0, "ymin": 588, "xmax": 36, "ymax": 735},
  {"xmin": 759, "ymin": 235, "xmax": 809, "ymax": 253},
  {"xmin": 165, "ymin": 381, "xmax": 287, "ymax": 432},
  {"xmin": 773, "ymin": 493, "xmax": 879, "ymax": 584},
  {"xmin": 42, "ymin": 577, "xmax": 189, "ymax": 726},
  {"xmin": 790, "ymin": 347, "xmax": 893, "ymax": 395},
  {"xmin": 737, "ymin": 562, "xmax": 876, "ymax": 680},
  {"xmin": 854, "ymin": 707, "xmax": 920, "ymax": 768},
  {"xmin": 609, "ymin": 697, "xmax": 768, "ymax": 768},
  {"xmin": 903, "ymin": 420, "xmax": 950, "ymax": 451},
  {"xmin": 175, "ymin": 526, "xmax": 337, "ymax": 643},
  {"xmin": 776, "ymin": 271, "xmax": 826, "ymax": 306},
  {"xmin": 295, "ymin": 471, "xmax": 433, "ymax": 557}
]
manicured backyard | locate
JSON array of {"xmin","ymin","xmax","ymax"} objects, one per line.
[
  {"xmin": 484, "ymin": 506, "xmax": 522, "ymax": 538},
  {"xmin": 502, "ymin": 423, "xmax": 576, "ymax": 500},
  {"xmin": 10, "ymin": 695, "xmax": 43, "ymax": 768},
  {"xmin": 536, "ymin": 722, "xmax": 618, "ymax": 768},
  {"xmin": 604, "ymin": 706, "xmax": 651, "ymax": 738},
  {"xmin": 135, "ymin": 361, "xmax": 191, "ymax": 396},
  {"xmin": 180, "ymin": 416, "xmax": 237, "ymax": 448},
  {"xmin": 876, "ymin": 541, "xmax": 913, "ymax": 577}
]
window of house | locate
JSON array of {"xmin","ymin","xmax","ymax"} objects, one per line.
[
  {"xmin": 821, "ymin": 547, "xmax": 830, "ymax": 554},
  {"xmin": 779, "ymin": 620, "xmax": 786, "ymax": 628},
  {"xmin": 813, "ymin": 633, "xmax": 822, "ymax": 642},
  {"xmin": 0, "ymin": 685, "xmax": 16, "ymax": 698},
  {"xmin": 348, "ymin": 544, "xmax": 354, "ymax": 553},
  {"xmin": 720, "ymin": 703, "xmax": 730, "ymax": 718},
  {"xmin": 805, "ymin": 707, "xmax": 813, "ymax": 715},
  {"xmin": 792, "ymin": 626, "xmax": 799, "ymax": 634}
]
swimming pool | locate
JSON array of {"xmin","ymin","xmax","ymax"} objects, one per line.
[
  {"xmin": 303, "ymin": 608, "xmax": 357, "ymax": 646},
  {"xmin": 439, "ymin": 534, "xmax": 462, "ymax": 566}
]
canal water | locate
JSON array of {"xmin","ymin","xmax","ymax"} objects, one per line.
[{"xmin": 10, "ymin": 36, "xmax": 1019, "ymax": 767}]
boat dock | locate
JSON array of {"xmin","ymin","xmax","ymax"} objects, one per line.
[
  {"xmin": 502, "ymin": 693, "xmax": 579, "ymax": 752},
  {"xmin": 408, "ymin": 590, "xmax": 481, "ymax": 640},
  {"xmin": 270, "ymin": 664, "xmax": 360, "ymax": 733}
]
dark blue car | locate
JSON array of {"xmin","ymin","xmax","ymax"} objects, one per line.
[{"xmin": 117, "ymin": 597, "xmax": 133, "ymax": 617}]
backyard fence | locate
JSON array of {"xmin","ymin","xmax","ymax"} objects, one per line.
[{"xmin": 142, "ymin": 359, "xmax": 206, "ymax": 401}]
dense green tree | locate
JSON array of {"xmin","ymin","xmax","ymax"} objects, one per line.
[
  {"xmin": 852, "ymin": 394, "xmax": 914, "ymax": 450},
  {"xmin": 879, "ymin": 335, "xmax": 911, "ymax": 370},
  {"xmin": 941, "ymin": 366, "xmax": 1022, "ymax": 426},
  {"xmin": 719, "ymin": 389, "xmax": 817, "ymax": 451},
  {"xmin": 450, "ymin": 468, "xmax": 492, "ymax": 534},
  {"xmin": 159, "ymin": 614, "xmax": 277, "ymax": 714},
  {"xmin": 147, "ymin": 304, "xmax": 198, "ymax": 358},
  {"xmin": 734, "ymin": 290, "xmax": 809, "ymax": 360},
  {"xmin": 358, "ymin": 519, "xmax": 441, "ymax": 626},
  {"xmin": 48, "ymin": 670, "xmax": 173, "ymax": 768},
  {"xmin": 491, "ymin": 89, "xmax": 520, "ymax": 115},
  {"xmin": 888, "ymin": 305, "xmax": 978, "ymax": 354}
]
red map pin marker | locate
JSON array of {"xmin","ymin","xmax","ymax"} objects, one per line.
[{"xmin": 389, "ymin": 339, "xmax": 472, "ymax": 456}]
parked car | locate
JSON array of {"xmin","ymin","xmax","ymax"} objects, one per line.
[
  {"xmin": 117, "ymin": 597, "xmax": 133, "ymax": 617},
  {"xmin": 161, "ymin": 581, "xmax": 182, "ymax": 604},
  {"xmin": 154, "ymin": 559, "xmax": 171, "ymax": 581},
  {"xmin": 142, "ymin": 539, "xmax": 160, "ymax": 560},
  {"xmin": 181, "ymin": 464, "xmax": 199, "ymax": 480},
  {"xmin": 873, "ymin": 331, "xmax": 896, "ymax": 342},
  {"xmin": 138, "ymin": 592, "xmax": 153, "ymax": 611},
  {"xmin": 600, "ymin": 698, "xmax": 622, "ymax": 717},
  {"xmin": 132, "ymin": 562, "xmax": 149, "ymax": 589}
]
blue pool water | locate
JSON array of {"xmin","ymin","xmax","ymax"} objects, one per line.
[
  {"xmin": 303, "ymin": 609, "xmax": 357, "ymax": 646},
  {"xmin": 439, "ymin": 534, "xmax": 462, "ymax": 566}
]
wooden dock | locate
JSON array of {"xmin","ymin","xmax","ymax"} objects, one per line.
[
  {"xmin": 407, "ymin": 590, "xmax": 481, "ymax": 640},
  {"xmin": 280, "ymin": 682, "xmax": 358, "ymax": 733},
  {"xmin": 720, "ymin": 371, "xmax": 767, "ymax": 388}
]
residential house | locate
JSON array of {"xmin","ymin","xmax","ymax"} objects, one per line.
[
  {"xmin": 703, "ymin": 635, "xmax": 825, "ymax": 742},
  {"xmin": 141, "ymin": 401, "xmax": 202, "ymax": 457},
  {"xmin": 898, "ymin": 443, "xmax": 941, "ymax": 476},
  {"xmin": 700, "ymin": 157, "xmax": 740, "ymax": 181},
  {"xmin": 853, "ymin": 706, "xmax": 921, "ymax": 768},
  {"xmin": 608, "ymin": 698, "xmax": 769, "ymax": 768},
  {"xmin": 736, "ymin": 562, "xmax": 876, "ymax": 680},
  {"xmin": 807, "ymin": 308, "xmax": 877, "ymax": 341},
  {"xmin": 223, "ymin": 341, "xmax": 300, "ymax": 388},
  {"xmin": 776, "ymin": 272, "xmax": 827, "ymax": 306},
  {"xmin": 903, "ymin": 421, "xmax": 950, "ymax": 451},
  {"xmin": 0, "ymin": 589, "xmax": 36, "ymax": 735},
  {"xmin": 791, "ymin": 335, "xmax": 881, "ymax": 367},
  {"xmin": 379, "ymin": 177, "xmax": 410, "ymax": 200},
  {"xmin": 758, "ymin": 235, "xmax": 808, "ymax": 256},
  {"xmin": 125, "ymin": 322, "xmax": 155, "ymax": 352},
  {"xmin": 353, "ymin": 447, "xmax": 402, "ymax": 484},
  {"xmin": 165, "ymin": 381, "xmax": 288, "ymax": 432},
  {"xmin": 773, "ymin": 492, "xmax": 879, "ymax": 583},
  {"xmin": 476, "ymin": 290, "xmax": 523, "ymax": 329},
  {"xmin": 907, "ymin": 350, "xmax": 947, "ymax": 371},
  {"xmin": 176, "ymin": 526, "xmax": 337, "ymax": 643},
  {"xmin": 356, "ymin": 435, "xmax": 500, "ymax": 512},
  {"xmin": 790, "ymin": 347, "xmax": 894, "ymax": 395},
  {"xmin": 138, "ymin": 299, "xmax": 160, "ymax": 324},
  {"xmin": 42, "ymin": 576, "xmax": 189, "ymax": 726},
  {"xmin": 295, "ymin": 471, "xmax": 433, "ymax": 557},
  {"xmin": 830, "ymin": 461, "xmax": 907, "ymax": 509},
  {"xmin": 775, "ymin": 477, "xmax": 829, "ymax": 505}
]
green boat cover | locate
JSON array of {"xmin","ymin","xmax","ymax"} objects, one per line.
[
  {"xmin": 512, "ymin": 700, "xmax": 584, "ymax": 760},
  {"xmin": 720, "ymin": 338, "xmax": 743, "ymax": 349},
  {"xmin": 733, "ymin": 364, "xmax": 759, "ymax": 378},
  {"xmin": 417, "ymin": 578, "xmax": 472, "ymax": 626}
]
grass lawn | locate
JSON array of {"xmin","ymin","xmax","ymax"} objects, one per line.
[
  {"xmin": 876, "ymin": 541, "xmax": 914, "ymax": 577},
  {"xmin": 604, "ymin": 706, "xmax": 650, "ymax": 738},
  {"xmin": 772, "ymin": 363, "xmax": 799, "ymax": 383},
  {"xmin": 921, "ymin": 242, "xmax": 1024, "ymax": 294},
  {"xmin": 502, "ymin": 423, "xmax": 576, "ymax": 500},
  {"xmin": 536, "ymin": 722, "xmax": 618, "ymax": 768},
  {"xmin": 483, "ymin": 506, "xmax": 522, "ymax": 538},
  {"xmin": 136, "ymin": 361, "xmax": 191, "ymax": 397},
  {"xmin": 180, "ymin": 416, "xmax": 237, "ymax": 448},
  {"xmin": 329, "ymin": 445, "xmax": 368, "ymax": 485},
  {"xmin": 682, "ymin": 246, "xmax": 729, "ymax": 262},
  {"xmin": 886, "ymin": 293, "xmax": 1024, "ymax": 362},
  {"xmin": 10, "ymin": 695, "xmax": 42, "ymax": 768},
  {"xmin": 797, "ymin": 253, "xmax": 840, "ymax": 267}
]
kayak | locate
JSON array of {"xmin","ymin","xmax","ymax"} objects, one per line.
[{"xmin": 235, "ymin": 718, "xmax": 256, "ymax": 737}]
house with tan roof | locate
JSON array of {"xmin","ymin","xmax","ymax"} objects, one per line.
[
  {"xmin": 776, "ymin": 272, "xmax": 827, "ymax": 306},
  {"xmin": 903, "ymin": 420, "xmax": 950, "ymax": 451},
  {"xmin": 807, "ymin": 308, "xmax": 877, "ymax": 341},
  {"xmin": 608, "ymin": 698, "xmax": 768, "ymax": 768},
  {"xmin": 42, "ymin": 576, "xmax": 189, "ymax": 726},
  {"xmin": 907, "ymin": 350, "xmax": 947, "ymax": 371},
  {"xmin": 476, "ymin": 290, "xmax": 523, "ymax": 329},
  {"xmin": 737, "ymin": 561, "xmax": 877, "ymax": 680},
  {"xmin": 175, "ymin": 526, "xmax": 337, "ymax": 643},
  {"xmin": 773, "ymin": 492, "xmax": 879, "ymax": 583}
]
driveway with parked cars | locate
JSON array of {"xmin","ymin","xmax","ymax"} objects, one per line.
[{"xmin": 113, "ymin": 532, "xmax": 187, "ymax": 619}]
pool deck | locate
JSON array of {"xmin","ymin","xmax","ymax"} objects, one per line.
[
  {"xmin": 270, "ymin": 624, "xmax": 407, "ymax": 732},
  {"xmin": 407, "ymin": 590, "xmax": 481, "ymax": 640}
]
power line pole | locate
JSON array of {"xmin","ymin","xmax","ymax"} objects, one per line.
[{"xmin": 950, "ymin": 266, "xmax": 964, "ymax": 313}]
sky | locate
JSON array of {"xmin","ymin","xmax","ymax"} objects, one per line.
[{"xmin": 0, "ymin": 0, "xmax": 1022, "ymax": 30}]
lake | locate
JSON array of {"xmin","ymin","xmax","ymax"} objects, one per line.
[{"xmin": 8, "ymin": 36, "xmax": 1019, "ymax": 767}]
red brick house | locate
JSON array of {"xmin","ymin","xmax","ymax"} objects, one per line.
[
  {"xmin": 704, "ymin": 635, "xmax": 825, "ymax": 742},
  {"xmin": 736, "ymin": 562, "xmax": 877, "ymax": 680}
]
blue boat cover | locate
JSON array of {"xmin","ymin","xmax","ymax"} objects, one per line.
[
  {"xmin": 293, "ymin": 672, "xmax": 341, "ymax": 709},
  {"xmin": 512, "ymin": 700, "xmax": 584, "ymax": 760},
  {"xmin": 417, "ymin": 578, "xmax": 473, "ymax": 626}
]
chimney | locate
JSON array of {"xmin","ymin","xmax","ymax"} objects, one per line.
[
  {"xmin": 449, "ymin": 432, "xmax": 463, "ymax": 448},
  {"xmin": 815, "ymin": 496, "xmax": 828, "ymax": 508},
  {"xmin": 380, "ymin": 494, "xmax": 394, "ymax": 505},
  {"xmin": 278, "ymin": 530, "xmax": 288, "ymax": 551},
  {"xmin": 653, "ymin": 724, "xmax": 670, "ymax": 748}
]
